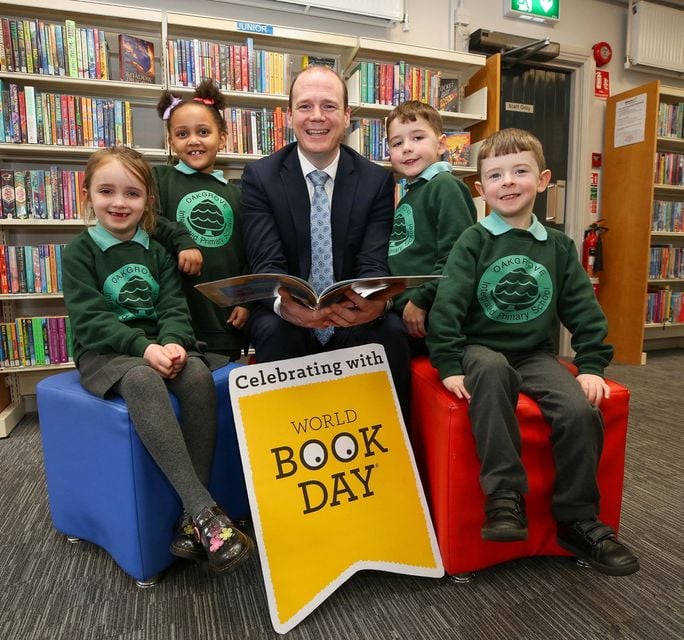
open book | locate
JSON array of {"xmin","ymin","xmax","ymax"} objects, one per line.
[{"xmin": 195, "ymin": 273, "xmax": 443, "ymax": 310}]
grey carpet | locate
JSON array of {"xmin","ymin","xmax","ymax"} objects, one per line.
[{"xmin": 0, "ymin": 350, "xmax": 682, "ymax": 639}]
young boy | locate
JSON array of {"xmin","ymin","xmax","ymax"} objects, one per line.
[
  {"xmin": 426, "ymin": 128, "xmax": 639, "ymax": 576},
  {"xmin": 386, "ymin": 101, "xmax": 477, "ymax": 352}
]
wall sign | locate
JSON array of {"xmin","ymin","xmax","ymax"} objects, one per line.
[
  {"xmin": 237, "ymin": 21, "xmax": 275, "ymax": 35},
  {"xmin": 505, "ymin": 101, "xmax": 535, "ymax": 113},
  {"xmin": 230, "ymin": 344, "xmax": 443, "ymax": 633},
  {"xmin": 504, "ymin": 0, "xmax": 560, "ymax": 24},
  {"xmin": 594, "ymin": 70, "xmax": 610, "ymax": 100}
]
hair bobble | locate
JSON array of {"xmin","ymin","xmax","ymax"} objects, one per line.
[
  {"xmin": 193, "ymin": 97, "xmax": 216, "ymax": 106},
  {"xmin": 162, "ymin": 95, "xmax": 183, "ymax": 121}
]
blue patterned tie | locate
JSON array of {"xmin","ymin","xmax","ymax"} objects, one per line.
[{"xmin": 308, "ymin": 170, "xmax": 334, "ymax": 344}]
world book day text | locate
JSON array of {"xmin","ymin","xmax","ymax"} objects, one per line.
[{"xmin": 271, "ymin": 423, "xmax": 389, "ymax": 515}]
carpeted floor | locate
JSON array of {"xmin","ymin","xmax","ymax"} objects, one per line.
[{"xmin": 0, "ymin": 350, "xmax": 682, "ymax": 639}]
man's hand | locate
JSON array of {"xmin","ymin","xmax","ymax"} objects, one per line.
[
  {"xmin": 227, "ymin": 306, "xmax": 249, "ymax": 330},
  {"xmin": 442, "ymin": 374, "xmax": 470, "ymax": 401},
  {"xmin": 327, "ymin": 283, "xmax": 406, "ymax": 328},
  {"xmin": 576, "ymin": 373, "xmax": 610, "ymax": 406},
  {"xmin": 402, "ymin": 301, "xmax": 427, "ymax": 338},
  {"xmin": 279, "ymin": 288, "xmax": 334, "ymax": 329},
  {"xmin": 178, "ymin": 248, "xmax": 203, "ymax": 276}
]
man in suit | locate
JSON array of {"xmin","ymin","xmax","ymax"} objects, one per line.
[{"xmin": 240, "ymin": 65, "xmax": 411, "ymax": 418}]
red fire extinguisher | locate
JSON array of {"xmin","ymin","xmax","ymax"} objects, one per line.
[{"xmin": 582, "ymin": 220, "xmax": 608, "ymax": 295}]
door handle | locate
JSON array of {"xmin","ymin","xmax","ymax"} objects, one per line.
[{"xmin": 545, "ymin": 180, "xmax": 566, "ymax": 224}]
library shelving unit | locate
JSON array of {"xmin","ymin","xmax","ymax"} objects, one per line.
[
  {"xmin": 162, "ymin": 12, "xmax": 356, "ymax": 172},
  {"xmin": 0, "ymin": 0, "xmax": 167, "ymax": 436},
  {"xmin": 343, "ymin": 38, "xmax": 487, "ymax": 177},
  {"xmin": 600, "ymin": 81, "xmax": 684, "ymax": 365},
  {"xmin": 0, "ymin": 0, "xmax": 492, "ymax": 436}
]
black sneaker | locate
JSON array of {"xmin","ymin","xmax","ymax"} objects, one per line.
[
  {"xmin": 557, "ymin": 519, "xmax": 640, "ymax": 576},
  {"xmin": 481, "ymin": 490, "xmax": 528, "ymax": 542}
]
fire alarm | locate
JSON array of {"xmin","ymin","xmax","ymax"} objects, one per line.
[{"xmin": 593, "ymin": 42, "xmax": 612, "ymax": 67}]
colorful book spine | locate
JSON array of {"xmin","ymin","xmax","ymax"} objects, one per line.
[
  {"xmin": 0, "ymin": 323, "xmax": 10, "ymax": 366},
  {"xmin": 64, "ymin": 19, "xmax": 78, "ymax": 77},
  {"xmin": 0, "ymin": 79, "xmax": 5, "ymax": 144},
  {"xmin": 0, "ymin": 245, "xmax": 7, "ymax": 293},
  {"xmin": 24, "ymin": 85, "xmax": 38, "ymax": 144},
  {"xmin": 32, "ymin": 245, "xmax": 41, "ymax": 292},
  {"xmin": 1, "ymin": 171, "xmax": 15, "ymax": 219},
  {"xmin": 31, "ymin": 317, "xmax": 45, "ymax": 365}
]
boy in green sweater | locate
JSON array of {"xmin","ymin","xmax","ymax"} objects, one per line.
[
  {"xmin": 427, "ymin": 128, "xmax": 639, "ymax": 576},
  {"xmin": 386, "ymin": 101, "xmax": 476, "ymax": 353}
]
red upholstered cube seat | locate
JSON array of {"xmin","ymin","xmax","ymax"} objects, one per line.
[{"xmin": 409, "ymin": 356, "xmax": 629, "ymax": 575}]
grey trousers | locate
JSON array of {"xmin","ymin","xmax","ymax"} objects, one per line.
[{"xmin": 462, "ymin": 345, "xmax": 604, "ymax": 522}]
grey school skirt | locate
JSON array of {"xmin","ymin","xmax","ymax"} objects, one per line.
[{"xmin": 77, "ymin": 347, "xmax": 222, "ymax": 398}]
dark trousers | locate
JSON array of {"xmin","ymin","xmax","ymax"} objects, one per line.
[
  {"xmin": 462, "ymin": 345, "xmax": 604, "ymax": 522},
  {"xmin": 247, "ymin": 305, "xmax": 412, "ymax": 423}
]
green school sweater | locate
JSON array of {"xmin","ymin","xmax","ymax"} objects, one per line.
[
  {"xmin": 153, "ymin": 163, "xmax": 248, "ymax": 352},
  {"xmin": 388, "ymin": 162, "xmax": 476, "ymax": 312},
  {"xmin": 62, "ymin": 225, "xmax": 195, "ymax": 366},
  {"xmin": 427, "ymin": 212, "xmax": 614, "ymax": 379}
]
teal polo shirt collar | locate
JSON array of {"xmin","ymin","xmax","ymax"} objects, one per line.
[
  {"xmin": 88, "ymin": 222, "xmax": 150, "ymax": 251},
  {"xmin": 407, "ymin": 161, "xmax": 452, "ymax": 189},
  {"xmin": 174, "ymin": 159, "xmax": 227, "ymax": 184},
  {"xmin": 481, "ymin": 211, "xmax": 548, "ymax": 241}
]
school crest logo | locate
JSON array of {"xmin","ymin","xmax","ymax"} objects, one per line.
[
  {"xmin": 388, "ymin": 203, "xmax": 415, "ymax": 256},
  {"xmin": 176, "ymin": 190, "xmax": 234, "ymax": 248},
  {"xmin": 477, "ymin": 255, "xmax": 553, "ymax": 323},
  {"xmin": 103, "ymin": 263, "xmax": 159, "ymax": 322}
]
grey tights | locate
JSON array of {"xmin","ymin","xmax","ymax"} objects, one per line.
[{"xmin": 115, "ymin": 357, "xmax": 217, "ymax": 517}]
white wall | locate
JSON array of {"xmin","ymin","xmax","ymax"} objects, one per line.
[
  {"xmin": 104, "ymin": 0, "xmax": 683, "ymax": 95},
  {"xmin": 94, "ymin": 0, "xmax": 684, "ymax": 225},
  {"xmin": 105, "ymin": 0, "xmax": 684, "ymax": 126}
]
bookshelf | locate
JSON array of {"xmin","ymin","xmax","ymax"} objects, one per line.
[
  {"xmin": 0, "ymin": 0, "xmax": 492, "ymax": 436},
  {"xmin": 600, "ymin": 81, "xmax": 684, "ymax": 365},
  {"xmin": 0, "ymin": 0, "xmax": 166, "ymax": 436},
  {"xmin": 343, "ymin": 38, "xmax": 486, "ymax": 178}
]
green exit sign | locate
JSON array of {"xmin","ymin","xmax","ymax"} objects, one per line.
[{"xmin": 505, "ymin": 0, "xmax": 560, "ymax": 23}]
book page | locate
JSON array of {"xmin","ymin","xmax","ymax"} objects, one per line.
[
  {"xmin": 195, "ymin": 273, "xmax": 316, "ymax": 307},
  {"xmin": 317, "ymin": 275, "xmax": 443, "ymax": 308},
  {"xmin": 196, "ymin": 274, "xmax": 443, "ymax": 309}
]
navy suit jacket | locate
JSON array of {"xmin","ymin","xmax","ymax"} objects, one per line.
[{"xmin": 240, "ymin": 142, "xmax": 395, "ymax": 286}]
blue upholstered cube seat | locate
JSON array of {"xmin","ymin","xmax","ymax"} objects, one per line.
[{"xmin": 36, "ymin": 362, "xmax": 248, "ymax": 584}]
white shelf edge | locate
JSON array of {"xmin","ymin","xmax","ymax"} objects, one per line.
[
  {"xmin": 0, "ymin": 397, "xmax": 25, "ymax": 438},
  {"xmin": 0, "ymin": 362, "xmax": 75, "ymax": 374},
  {"xmin": 0, "ymin": 219, "xmax": 91, "ymax": 226},
  {"xmin": 0, "ymin": 293, "xmax": 64, "ymax": 300}
]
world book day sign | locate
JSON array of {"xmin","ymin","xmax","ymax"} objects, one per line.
[{"xmin": 229, "ymin": 344, "xmax": 443, "ymax": 633}]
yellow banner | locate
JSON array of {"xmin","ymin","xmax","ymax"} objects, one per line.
[{"xmin": 230, "ymin": 344, "xmax": 443, "ymax": 633}]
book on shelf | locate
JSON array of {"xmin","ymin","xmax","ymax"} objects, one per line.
[
  {"xmin": 118, "ymin": 34, "xmax": 155, "ymax": 84},
  {"xmin": 195, "ymin": 273, "xmax": 442, "ymax": 310},
  {"xmin": 0, "ymin": 315, "xmax": 72, "ymax": 368},
  {"xmin": 0, "ymin": 85, "xmax": 133, "ymax": 148},
  {"xmin": 301, "ymin": 55, "xmax": 337, "ymax": 71},
  {"xmin": 1, "ymin": 170, "xmax": 15, "ymax": 219},
  {"xmin": 13, "ymin": 171, "xmax": 28, "ymax": 219},
  {"xmin": 438, "ymin": 77, "xmax": 460, "ymax": 112},
  {"xmin": 444, "ymin": 131, "xmax": 471, "ymax": 167}
]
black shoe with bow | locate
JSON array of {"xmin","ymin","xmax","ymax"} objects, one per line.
[
  {"xmin": 557, "ymin": 519, "xmax": 640, "ymax": 576},
  {"xmin": 481, "ymin": 490, "xmax": 528, "ymax": 542}
]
